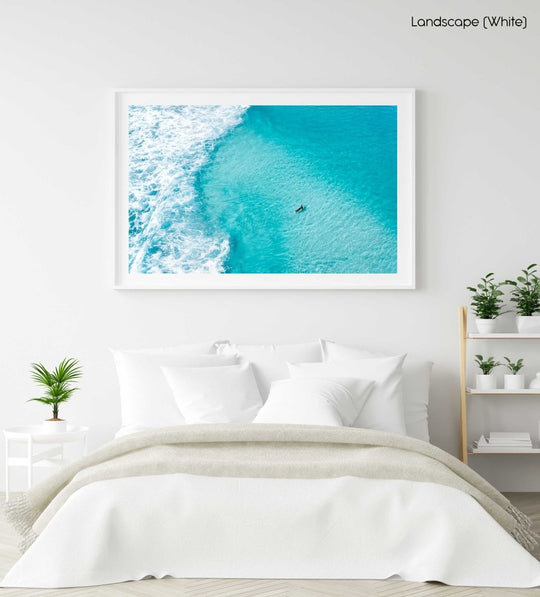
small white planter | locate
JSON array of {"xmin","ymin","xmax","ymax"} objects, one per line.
[
  {"xmin": 476, "ymin": 374, "xmax": 497, "ymax": 391},
  {"xmin": 476, "ymin": 318, "xmax": 497, "ymax": 334},
  {"xmin": 42, "ymin": 419, "xmax": 67, "ymax": 434},
  {"xmin": 516, "ymin": 315, "xmax": 540, "ymax": 334},
  {"xmin": 529, "ymin": 372, "xmax": 540, "ymax": 389},
  {"xmin": 504, "ymin": 374, "xmax": 525, "ymax": 391}
]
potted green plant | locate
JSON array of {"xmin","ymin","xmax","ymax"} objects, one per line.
[
  {"xmin": 467, "ymin": 273, "xmax": 506, "ymax": 333},
  {"xmin": 474, "ymin": 354, "xmax": 501, "ymax": 390},
  {"xmin": 28, "ymin": 357, "xmax": 82, "ymax": 433},
  {"xmin": 503, "ymin": 357, "xmax": 525, "ymax": 390},
  {"xmin": 504, "ymin": 264, "xmax": 540, "ymax": 333}
]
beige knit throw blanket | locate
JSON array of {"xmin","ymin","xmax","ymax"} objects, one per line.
[{"xmin": 6, "ymin": 424, "xmax": 537, "ymax": 553}]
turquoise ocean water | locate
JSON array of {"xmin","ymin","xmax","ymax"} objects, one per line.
[{"xmin": 128, "ymin": 104, "xmax": 397, "ymax": 274}]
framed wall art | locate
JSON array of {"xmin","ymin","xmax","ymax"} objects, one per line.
[{"xmin": 114, "ymin": 88, "xmax": 415, "ymax": 289}]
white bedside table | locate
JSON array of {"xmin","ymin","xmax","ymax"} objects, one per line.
[{"xmin": 4, "ymin": 425, "xmax": 88, "ymax": 502}]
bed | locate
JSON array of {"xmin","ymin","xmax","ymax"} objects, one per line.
[{"xmin": 3, "ymin": 340, "xmax": 540, "ymax": 589}]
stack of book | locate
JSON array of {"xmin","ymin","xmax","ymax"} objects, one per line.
[{"xmin": 473, "ymin": 432, "xmax": 534, "ymax": 453}]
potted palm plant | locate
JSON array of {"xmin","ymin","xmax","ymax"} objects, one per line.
[
  {"xmin": 503, "ymin": 357, "xmax": 525, "ymax": 390},
  {"xmin": 28, "ymin": 357, "xmax": 82, "ymax": 433},
  {"xmin": 474, "ymin": 354, "xmax": 500, "ymax": 390},
  {"xmin": 467, "ymin": 273, "xmax": 506, "ymax": 333},
  {"xmin": 504, "ymin": 264, "xmax": 540, "ymax": 333}
]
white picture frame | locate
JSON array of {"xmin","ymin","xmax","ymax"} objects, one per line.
[{"xmin": 115, "ymin": 88, "xmax": 415, "ymax": 289}]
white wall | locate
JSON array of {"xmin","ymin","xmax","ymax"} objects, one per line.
[{"xmin": 1, "ymin": 0, "xmax": 539, "ymax": 491}]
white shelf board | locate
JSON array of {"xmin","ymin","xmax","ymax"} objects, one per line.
[
  {"xmin": 467, "ymin": 388, "xmax": 540, "ymax": 395},
  {"xmin": 470, "ymin": 448, "xmax": 540, "ymax": 455},
  {"xmin": 468, "ymin": 333, "xmax": 540, "ymax": 339}
]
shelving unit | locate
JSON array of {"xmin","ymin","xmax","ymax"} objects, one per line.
[{"xmin": 459, "ymin": 306, "xmax": 540, "ymax": 464}]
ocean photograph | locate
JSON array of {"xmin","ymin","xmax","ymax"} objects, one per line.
[{"xmin": 128, "ymin": 103, "xmax": 397, "ymax": 275}]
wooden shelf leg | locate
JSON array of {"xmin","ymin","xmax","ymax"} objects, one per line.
[
  {"xmin": 459, "ymin": 306, "xmax": 469, "ymax": 464},
  {"xmin": 4, "ymin": 437, "xmax": 9, "ymax": 503}
]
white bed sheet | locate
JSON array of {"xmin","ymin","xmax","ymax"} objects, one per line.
[{"xmin": 3, "ymin": 474, "xmax": 540, "ymax": 588}]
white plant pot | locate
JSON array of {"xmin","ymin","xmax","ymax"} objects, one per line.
[
  {"xmin": 516, "ymin": 315, "xmax": 540, "ymax": 334},
  {"xmin": 476, "ymin": 318, "xmax": 497, "ymax": 334},
  {"xmin": 476, "ymin": 374, "xmax": 497, "ymax": 391},
  {"xmin": 504, "ymin": 374, "xmax": 525, "ymax": 391},
  {"xmin": 529, "ymin": 372, "xmax": 540, "ymax": 389},
  {"xmin": 42, "ymin": 419, "xmax": 67, "ymax": 434}
]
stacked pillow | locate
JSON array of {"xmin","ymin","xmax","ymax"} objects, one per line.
[
  {"xmin": 319, "ymin": 339, "xmax": 433, "ymax": 441},
  {"xmin": 111, "ymin": 343, "xmax": 250, "ymax": 434},
  {"xmin": 111, "ymin": 338, "xmax": 432, "ymax": 441},
  {"xmin": 288, "ymin": 353, "xmax": 407, "ymax": 434},
  {"xmin": 162, "ymin": 360, "xmax": 263, "ymax": 424},
  {"xmin": 254, "ymin": 377, "xmax": 374, "ymax": 427}
]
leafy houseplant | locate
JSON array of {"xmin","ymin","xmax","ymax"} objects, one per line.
[
  {"xmin": 505, "ymin": 264, "xmax": 540, "ymax": 333},
  {"xmin": 28, "ymin": 358, "xmax": 82, "ymax": 432},
  {"xmin": 474, "ymin": 354, "xmax": 500, "ymax": 391},
  {"xmin": 503, "ymin": 357, "xmax": 525, "ymax": 390},
  {"xmin": 503, "ymin": 357, "xmax": 524, "ymax": 375},
  {"xmin": 467, "ymin": 273, "xmax": 506, "ymax": 333},
  {"xmin": 474, "ymin": 355, "xmax": 501, "ymax": 375}
]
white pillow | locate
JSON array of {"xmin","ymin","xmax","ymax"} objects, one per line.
[
  {"xmin": 162, "ymin": 360, "xmax": 263, "ymax": 424},
  {"xmin": 320, "ymin": 339, "xmax": 433, "ymax": 442},
  {"xmin": 121, "ymin": 341, "xmax": 221, "ymax": 355},
  {"xmin": 216, "ymin": 341, "xmax": 322, "ymax": 399},
  {"xmin": 111, "ymin": 348, "xmax": 237, "ymax": 429},
  {"xmin": 253, "ymin": 377, "xmax": 374, "ymax": 427},
  {"xmin": 288, "ymin": 355, "xmax": 407, "ymax": 435}
]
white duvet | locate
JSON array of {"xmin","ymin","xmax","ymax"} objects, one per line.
[{"xmin": 3, "ymin": 473, "xmax": 540, "ymax": 588}]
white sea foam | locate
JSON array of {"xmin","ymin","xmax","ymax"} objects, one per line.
[{"xmin": 128, "ymin": 104, "xmax": 248, "ymax": 274}]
